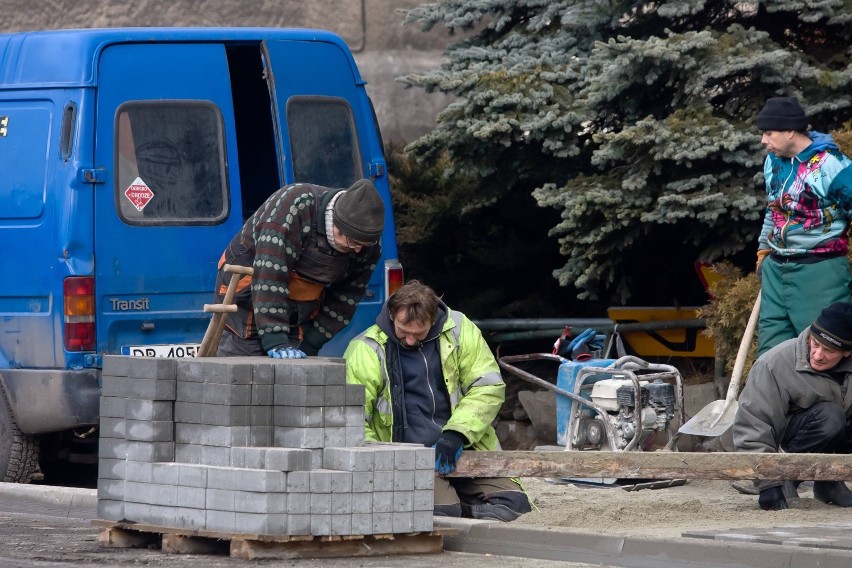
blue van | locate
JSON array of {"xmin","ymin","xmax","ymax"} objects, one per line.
[{"xmin": 0, "ymin": 28, "xmax": 402, "ymax": 482}]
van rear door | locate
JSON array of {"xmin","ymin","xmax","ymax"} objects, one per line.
[
  {"xmin": 261, "ymin": 40, "xmax": 387, "ymax": 353},
  {"xmin": 93, "ymin": 43, "xmax": 243, "ymax": 356}
]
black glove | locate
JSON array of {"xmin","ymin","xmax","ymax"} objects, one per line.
[
  {"xmin": 758, "ymin": 486, "xmax": 788, "ymax": 510},
  {"xmin": 433, "ymin": 431, "xmax": 467, "ymax": 475}
]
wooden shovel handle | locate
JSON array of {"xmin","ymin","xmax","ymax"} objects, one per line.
[{"xmin": 724, "ymin": 291, "xmax": 762, "ymax": 403}]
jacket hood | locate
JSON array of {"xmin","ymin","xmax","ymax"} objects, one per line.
[
  {"xmin": 799, "ymin": 131, "xmax": 839, "ymax": 159},
  {"xmin": 375, "ymin": 299, "xmax": 449, "ymax": 347}
]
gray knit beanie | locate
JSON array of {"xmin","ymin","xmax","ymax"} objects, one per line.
[
  {"xmin": 811, "ymin": 302, "xmax": 852, "ymax": 351},
  {"xmin": 757, "ymin": 97, "xmax": 809, "ymax": 132},
  {"xmin": 333, "ymin": 179, "xmax": 385, "ymax": 243}
]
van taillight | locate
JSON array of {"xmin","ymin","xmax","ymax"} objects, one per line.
[
  {"xmin": 384, "ymin": 260, "xmax": 404, "ymax": 300},
  {"xmin": 64, "ymin": 277, "xmax": 95, "ymax": 351}
]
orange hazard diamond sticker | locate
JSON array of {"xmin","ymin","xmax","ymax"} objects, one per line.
[{"xmin": 124, "ymin": 177, "xmax": 155, "ymax": 212}]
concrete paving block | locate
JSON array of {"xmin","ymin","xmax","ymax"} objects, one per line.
[
  {"xmin": 234, "ymin": 512, "xmax": 287, "ymax": 535},
  {"xmin": 351, "ymin": 513, "xmax": 372, "ymax": 535},
  {"xmin": 323, "ymin": 363, "xmax": 346, "ymax": 386},
  {"xmin": 229, "ymin": 446, "xmax": 247, "ymax": 468},
  {"xmin": 250, "ymin": 426, "xmax": 273, "ymax": 447},
  {"xmin": 414, "ymin": 447, "xmax": 433, "ymax": 470},
  {"xmin": 98, "ymin": 437, "xmax": 127, "ymax": 460},
  {"xmin": 311, "ymin": 514, "xmax": 332, "ymax": 536},
  {"xmin": 288, "ymin": 514, "xmax": 311, "ymax": 536},
  {"xmin": 351, "ymin": 471, "xmax": 374, "ymax": 493},
  {"xmin": 201, "ymin": 445, "xmax": 231, "ymax": 466},
  {"xmin": 323, "ymin": 406, "xmax": 345, "ymax": 427},
  {"xmin": 97, "ymin": 499, "xmax": 125, "ymax": 521},
  {"xmin": 176, "ymin": 381, "xmax": 204, "ymax": 403},
  {"xmin": 234, "ymin": 490, "xmax": 287, "ymax": 514},
  {"xmin": 205, "ymin": 509, "xmax": 236, "ymax": 533},
  {"xmin": 251, "ymin": 362, "xmax": 274, "ymax": 385},
  {"xmin": 145, "ymin": 482, "xmax": 179, "ymax": 507},
  {"xmin": 99, "ymin": 417, "xmax": 126, "ymax": 439},
  {"xmin": 177, "ymin": 359, "xmax": 254, "ymax": 385},
  {"xmin": 99, "ymin": 396, "xmax": 127, "ymax": 419},
  {"xmin": 229, "ymin": 426, "xmax": 251, "ymax": 447},
  {"xmin": 412, "ymin": 489, "xmax": 435, "ymax": 512},
  {"xmin": 286, "ymin": 492, "xmax": 311, "ymax": 514},
  {"xmin": 123, "ymin": 461, "xmax": 153, "ymax": 483},
  {"xmin": 310, "ymin": 448, "xmax": 323, "ymax": 470},
  {"xmin": 125, "ymin": 441, "xmax": 175, "ymax": 463},
  {"xmin": 394, "ymin": 447, "xmax": 417, "ymax": 470},
  {"xmin": 392, "ymin": 511, "xmax": 413, "ymax": 533},
  {"xmin": 205, "ymin": 383, "xmax": 252, "ymax": 406},
  {"xmin": 344, "ymin": 406, "xmax": 364, "ymax": 427},
  {"xmin": 98, "ymin": 458, "xmax": 126, "ymax": 481},
  {"xmin": 177, "ymin": 485, "xmax": 206, "ymax": 509},
  {"xmin": 206, "ymin": 488, "xmax": 236, "ymax": 512},
  {"xmin": 330, "ymin": 493, "xmax": 352, "ymax": 514},
  {"xmin": 151, "ymin": 462, "xmax": 180, "ymax": 485},
  {"xmin": 414, "ymin": 469, "xmax": 434, "ymax": 490},
  {"xmin": 250, "ymin": 405, "xmax": 272, "ymax": 426},
  {"xmin": 286, "ymin": 471, "xmax": 310, "ymax": 493},
  {"xmin": 330, "ymin": 471, "xmax": 353, "ymax": 493},
  {"xmin": 372, "ymin": 512, "xmax": 393, "ymax": 534},
  {"xmin": 125, "ymin": 399, "xmax": 173, "ymax": 421},
  {"xmin": 351, "ymin": 492, "xmax": 372, "ymax": 514},
  {"xmin": 274, "ymin": 426, "xmax": 325, "ymax": 448},
  {"xmin": 174, "ymin": 401, "xmax": 203, "ymax": 424},
  {"xmin": 124, "ymin": 356, "xmax": 177, "ymax": 380},
  {"xmin": 274, "ymin": 406, "xmax": 324, "ymax": 428},
  {"xmin": 345, "ymin": 426, "xmax": 365, "ymax": 447},
  {"xmin": 123, "ymin": 501, "xmax": 151, "ymax": 524},
  {"xmin": 102, "ymin": 376, "xmax": 176, "ymax": 401},
  {"xmin": 323, "ymin": 447, "xmax": 375, "ymax": 472},
  {"xmin": 103, "ymin": 355, "xmax": 130, "ymax": 377},
  {"xmin": 324, "ymin": 385, "xmax": 346, "ymax": 406},
  {"xmin": 394, "ymin": 470, "xmax": 415, "ymax": 491},
  {"xmin": 97, "ymin": 479, "xmax": 125, "ymax": 501},
  {"xmin": 345, "ymin": 384, "xmax": 365, "ymax": 406},
  {"xmin": 206, "ymin": 466, "xmax": 240, "ymax": 489},
  {"xmin": 310, "ymin": 470, "xmax": 334, "ymax": 493},
  {"xmin": 177, "ymin": 463, "xmax": 208, "ymax": 488},
  {"xmin": 231, "ymin": 446, "xmax": 266, "ymax": 469},
  {"xmin": 311, "ymin": 493, "xmax": 331, "ymax": 514},
  {"xmin": 369, "ymin": 447, "xmax": 396, "ymax": 470},
  {"xmin": 175, "ymin": 443, "xmax": 202, "ymax": 464},
  {"xmin": 251, "ymin": 383, "xmax": 273, "ymax": 405},
  {"xmin": 175, "ymin": 507, "xmax": 207, "ymax": 530},
  {"xmin": 373, "ymin": 470, "xmax": 394, "ymax": 490},
  {"xmin": 274, "ymin": 360, "xmax": 326, "ymax": 386},
  {"xmin": 372, "ymin": 491, "xmax": 393, "ymax": 513},
  {"xmin": 125, "ymin": 419, "xmax": 173, "ymax": 442},
  {"xmin": 323, "ymin": 427, "xmax": 347, "ymax": 448},
  {"xmin": 274, "ymin": 384, "xmax": 326, "ymax": 406},
  {"xmin": 330, "ymin": 513, "xmax": 352, "ymax": 536},
  {"xmin": 263, "ymin": 447, "xmax": 312, "ymax": 471},
  {"xmin": 236, "ymin": 469, "xmax": 287, "ymax": 493},
  {"xmin": 412, "ymin": 510, "xmax": 433, "ymax": 532},
  {"xmin": 393, "ymin": 491, "xmax": 413, "ymax": 512}
]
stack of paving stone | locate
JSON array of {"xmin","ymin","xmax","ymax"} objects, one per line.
[{"xmin": 98, "ymin": 356, "xmax": 434, "ymax": 536}]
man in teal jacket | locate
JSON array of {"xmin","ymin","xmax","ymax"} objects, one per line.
[
  {"xmin": 344, "ymin": 280, "xmax": 531, "ymax": 521},
  {"xmin": 755, "ymin": 96, "xmax": 852, "ymax": 356}
]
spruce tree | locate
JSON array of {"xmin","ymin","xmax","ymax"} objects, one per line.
[{"xmin": 400, "ymin": 0, "xmax": 852, "ymax": 304}]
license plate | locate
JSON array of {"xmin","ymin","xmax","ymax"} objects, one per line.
[{"xmin": 121, "ymin": 343, "xmax": 202, "ymax": 358}]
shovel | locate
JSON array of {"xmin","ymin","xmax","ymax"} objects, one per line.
[{"xmin": 676, "ymin": 291, "xmax": 761, "ymax": 439}]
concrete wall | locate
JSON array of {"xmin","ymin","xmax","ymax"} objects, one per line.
[{"xmin": 0, "ymin": 0, "xmax": 456, "ymax": 143}]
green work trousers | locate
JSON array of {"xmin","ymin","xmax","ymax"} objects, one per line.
[{"xmin": 758, "ymin": 255, "xmax": 852, "ymax": 357}]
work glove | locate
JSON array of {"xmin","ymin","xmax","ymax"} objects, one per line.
[
  {"xmin": 756, "ymin": 249, "xmax": 770, "ymax": 279},
  {"xmin": 267, "ymin": 347, "xmax": 307, "ymax": 359},
  {"xmin": 758, "ymin": 486, "xmax": 788, "ymax": 511},
  {"xmin": 433, "ymin": 430, "xmax": 467, "ymax": 475}
]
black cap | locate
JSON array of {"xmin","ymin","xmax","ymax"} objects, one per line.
[
  {"xmin": 757, "ymin": 97, "xmax": 808, "ymax": 132},
  {"xmin": 333, "ymin": 179, "xmax": 385, "ymax": 243},
  {"xmin": 810, "ymin": 302, "xmax": 852, "ymax": 351}
]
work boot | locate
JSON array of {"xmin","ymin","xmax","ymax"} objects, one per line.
[
  {"xmin": 781, "ymin": 480, "xmax": 800, "ymax": 502},
  {"xmin": 813, "ymin": 481, "xmax": 852, "ymax": 507},
  {"xmin": 468, "ymin": 503, "xmax": 521, "ymax": 522},
  {"xmin": 731, "ymin": 480, "xmax": 760, "ymax": 495}
]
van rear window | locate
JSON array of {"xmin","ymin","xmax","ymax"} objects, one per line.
[
  {"xmin": 287, "ymin": 97, "xmax": 362, "ymax": 189},
  {"xmin": 116, "ymin": 102, "xmax": 228, "ymax": 224}
]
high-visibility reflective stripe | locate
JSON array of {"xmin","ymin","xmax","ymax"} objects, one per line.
[
  {"xmin": 359, "ymin": 334, "xmax": 394, "ymax": 418},
  {"xmin": 461, "ymin": 371, "xmax": 503, "ymax": 396}
]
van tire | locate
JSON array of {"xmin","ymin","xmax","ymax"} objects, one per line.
[{"xmin": 0, "ymin": 385, "xmax": 39, "ymax": 483}]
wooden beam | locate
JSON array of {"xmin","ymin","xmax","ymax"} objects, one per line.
[{"xmin": 448, "ymin": 451, "xmax": 852, "ymax": 481}]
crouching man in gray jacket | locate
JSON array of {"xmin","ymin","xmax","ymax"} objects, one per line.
[{"xmin": 734, "ymin": 302, "xmax": 852, "ymax": 511}]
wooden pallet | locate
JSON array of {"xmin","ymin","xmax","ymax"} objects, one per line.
[{"xmin": 93, "ymin": 520, "xmax": 452, "ymax": 560}]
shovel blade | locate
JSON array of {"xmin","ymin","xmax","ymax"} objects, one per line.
[{"xmin": 678, "ymin": 400, "xmax": 739, "ymax": 438}]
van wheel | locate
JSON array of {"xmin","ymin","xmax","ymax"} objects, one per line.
[{"xmin": 0, "ymin": 385, "xmax": 40, "ymax": 483}]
